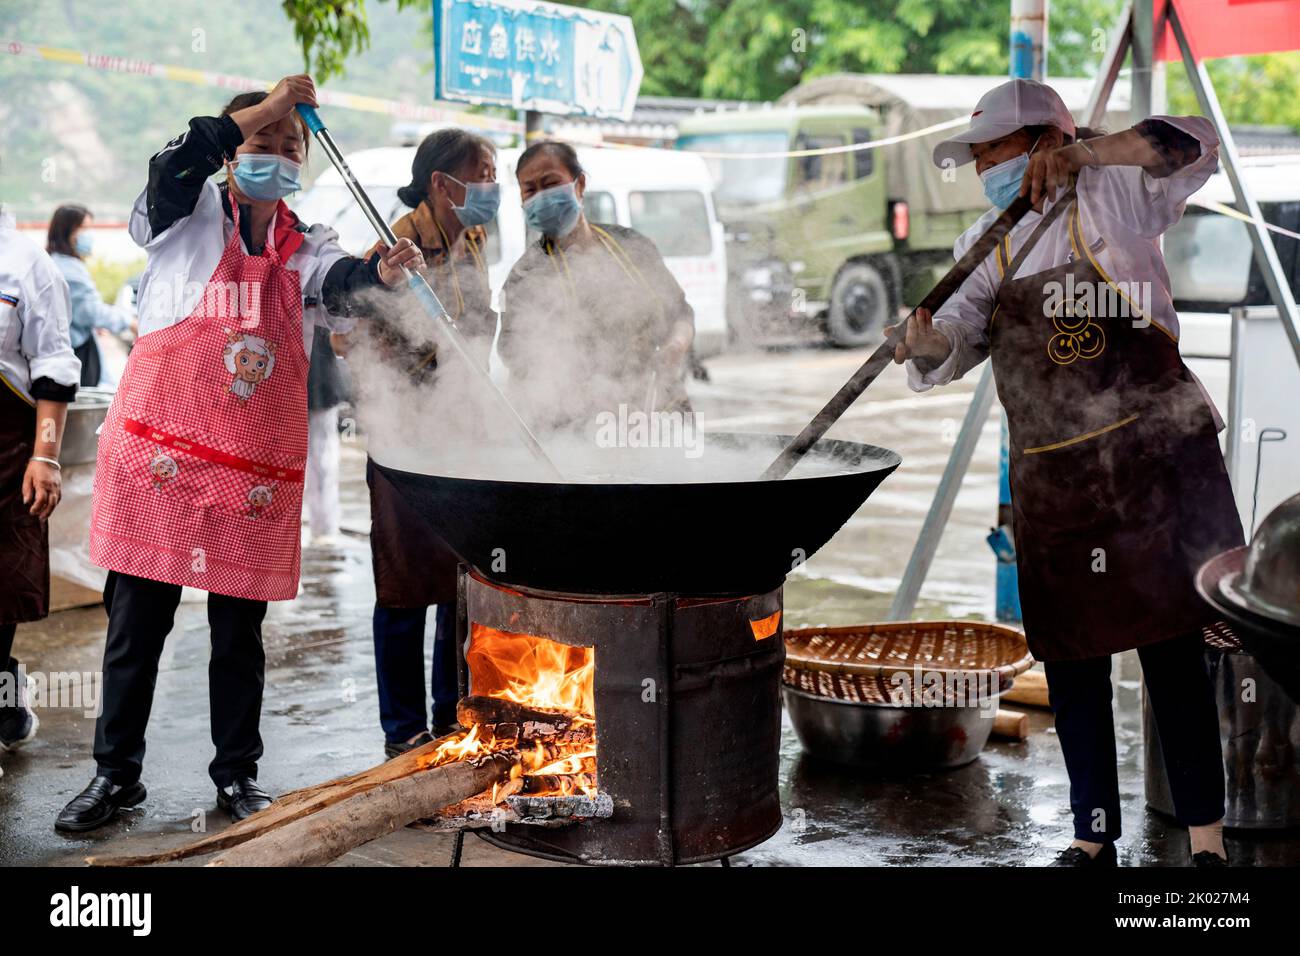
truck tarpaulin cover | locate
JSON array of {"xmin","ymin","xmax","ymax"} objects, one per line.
[
  {"xmin": 1156, "ymin": 0, "xmax": 1300, "ymax": 60},
  {"xmin": 778, "ymin": 73, "xmax": 1131, "ymax": 224}
]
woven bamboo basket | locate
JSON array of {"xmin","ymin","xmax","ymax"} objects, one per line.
[{"xmin": 783, "ymin": 621, "xmax": 1034, "ymax": 706}]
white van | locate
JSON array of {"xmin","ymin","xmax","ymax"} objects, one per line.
[
  {"xmin": 1166, "ymin": 154, "xmax": 1300, "ymax": 359},
  {"xmin": 294, "ymin": 143, "xmax": 729, "ymax": 356},
  {"xmin": 1163, "ymin": 155, "xmax": 1300, "ymax": 535}
]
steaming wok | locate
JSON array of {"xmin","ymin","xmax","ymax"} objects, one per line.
[{"xmin": 372, "ymin": 432, "xmax": 901, "ymax": 596}]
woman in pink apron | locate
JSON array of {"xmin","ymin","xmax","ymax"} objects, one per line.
[
  {"xmin": 892, "ymin": 80, "xmax": 1242, "ymax": 867},
  {"xmin": 56, "ymin": 76, "xmax": 423, "ymax": 832}
]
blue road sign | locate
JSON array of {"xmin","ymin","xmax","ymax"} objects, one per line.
[{"xmin": 434, "ymin": 0, "xmax": 644, "ymax": 121}]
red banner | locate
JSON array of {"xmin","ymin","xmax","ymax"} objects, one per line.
[{"xmin": 1156, "ymin": 0, "xmax": 1300, "ymax": 60}]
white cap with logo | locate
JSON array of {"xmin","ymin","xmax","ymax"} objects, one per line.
[{"xmin": 932, "ymin": 78, "xmax": 1076, "ymax": 168}]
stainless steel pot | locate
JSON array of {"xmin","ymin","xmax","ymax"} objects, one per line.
[
  {"xmin": 62, "ymin": 386, "xmax": 114, "ymax": 466},
  {"xmin": 1145, "ymin": 643, "xmax": 1300, "ymax": 830},
  {"xmin": 782, "ymin": 686, "xmax": 998, "ymax": 770}
]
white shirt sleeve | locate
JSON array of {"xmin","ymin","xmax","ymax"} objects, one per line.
[
  {"xmin": 905, "ymin": 214, "xmax": 1001, "ymax": 392},
  {"xmin": 1080, "ymin": 115, "xmax": 1220, "ymax": 239},
  {"xmin": 22, "ymin": 258, "xmax": 80, "ymax": 388},
  {"xmin": 294, "ymin": 223, "xmax": 356, "ymax": 336}
]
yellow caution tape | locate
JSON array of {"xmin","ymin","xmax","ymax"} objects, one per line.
[
  {"xmin": 567, "ymin": 115, "xmax": 970, "ymax": 160},
  {"xmin": 1, "ymin": 37, "xmax": 522, "ymax": 134},
  {"xmin": 1189, "ymin": 196, "xmax": 1300, "ymax": 242}
]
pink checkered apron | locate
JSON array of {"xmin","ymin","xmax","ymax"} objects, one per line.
[{"xmin": 90, "ymin": 201, "xmax": 308, "ymax": 601}]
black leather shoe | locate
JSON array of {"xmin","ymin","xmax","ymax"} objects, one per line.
[
  {"xmin": 1051, "ymin": 842, "xmax": 1118, "ymax": 867},
  {"xmin": 217, "ymin": 777, "xmax": 273, "ymax": 821},
  {"xmin": 55, "ymin": 776, "xmax": 147, "ymax": 832},
  {"xmin": 384, "ymin": 730, "xmax": 434, "ymax": 760},
  {"xmin": 1192, "ymin": 850, "xmax": 1229, "ymax": 867}
]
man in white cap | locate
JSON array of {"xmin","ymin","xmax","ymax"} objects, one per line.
[{"xmin": 888, "ymin": 78, "xmax": 1242, "ymax": 868}]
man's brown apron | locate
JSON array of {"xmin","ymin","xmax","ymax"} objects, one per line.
[
  {"xmin": 991, "ymin": 187, "xmax": 1243, "ymax": 661},
  {"xmin": 367, "ymin": 216, "xmax": 491, "ymax": 608},
  {"xmin": 0, "ymin": 384, "xmax": 47, "ymax": 623}
]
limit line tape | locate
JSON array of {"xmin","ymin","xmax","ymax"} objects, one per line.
[{"xmin": 1, "ymin": 37, "xmax": 522, "ymax": 134}]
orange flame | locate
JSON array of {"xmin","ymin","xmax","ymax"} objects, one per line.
[
  {"xmin": 425, "ymin": 625, "xmax": 599, "ymax": 802},
  {"xmin": 466, "ymin": 625, "xmax": 595, "ymax": 716}
]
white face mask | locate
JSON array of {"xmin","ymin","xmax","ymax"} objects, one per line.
[
  {"xmin": 979, "ymin": 135, "xmax": 1042, "ymax": 209},
  {"xmin": 445, "ymin": 174, "xmax": 501, "ymax": 227}
]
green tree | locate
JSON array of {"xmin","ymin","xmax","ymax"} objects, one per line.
[
  {"xmin": 281, "ymin": 0, "xmax": 430, "ymax": 81},
  {"xmin": 578, "ymin": 0, "xmax": 1126, "ymax": 101},
  {"xmin": 1168, "ymin": 53, "xmax": 1300, "ymax": 132},
  {"xmin": 281, "ymin": 0, "xmax": 1132, "ymax": 100}
]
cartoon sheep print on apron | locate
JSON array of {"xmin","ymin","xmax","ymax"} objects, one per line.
[{"xmin": 90, "ymin": 202, "xmax": 309, "ymax": 601}]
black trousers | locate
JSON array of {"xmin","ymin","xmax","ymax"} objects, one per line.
[
  {"xmin": 0, "ymin": 622, "xmax": 15, "ymax": 673},
  {"xmin": 93, "ymin": 571, "xmax": 267, "ymax": 788},
  {"xmin": 1044, "ymin": 631, "xmax": 1225, "ymax": 842}
]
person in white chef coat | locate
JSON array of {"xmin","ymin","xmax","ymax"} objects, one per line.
[
  {"xmin": 0, "ymin": 196, "xmax": 80, "ymax": 756},
  {"xmin": 55, "ymin": 75, "xmax": 423, "ymax": 833},
  {"xmin": 890, "ymin": 79, "xmax": 1243, "ymax": 867}
]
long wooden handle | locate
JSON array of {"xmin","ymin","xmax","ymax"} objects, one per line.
[
  {"xmin": 760, "ymin": 194, "xmax": 1035, "ymax": 480},
  {"xmin": 295, "ymin": 104, "xmax": 565, "ymax": 481}
]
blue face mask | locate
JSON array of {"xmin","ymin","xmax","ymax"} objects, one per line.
[
  {"xmin": 74, "ymin": 232, "xmax": 94, "ymax": 257},
  {"xmin": 446, "ymin": 175, "xmax": 500, "ymax": 227},
  {"xmin": 979, "ymin": 136, "xmax": 1041, "ymax": 210},
  {"xmin": 523, "ymin": 182, "xmax": 582, "ymax": 238},
  {"xmin": 231, "ymin": 154, "xmax": 302, "ymax": 202}
]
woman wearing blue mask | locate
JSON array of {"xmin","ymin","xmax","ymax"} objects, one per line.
[
  {"xmin": 499, "ymin": 141, "xmax": 695, "ymax": 432},
  {"xmin": 45, "ymin": 205, "xmax": 134, "ymax": 387},
  {"xmin": 352, "ymin": 129, "xmax": 500, "ymax": 760},
  {"xmin": 888, "ymin": 79, "xmax": 1243, "ymax": 868},
  {"xmin": 57, "ymin": 75, "xmax": 424, "ymax": 834}
]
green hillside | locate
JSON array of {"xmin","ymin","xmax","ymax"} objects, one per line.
[{"xmin": 0, "ymin": 0, "xmax": 443, "ymax": 221}]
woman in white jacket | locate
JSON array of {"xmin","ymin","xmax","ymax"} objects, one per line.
[{"xmin": 0, "ymin": 196, "xmax": 80, "ymax": 755}]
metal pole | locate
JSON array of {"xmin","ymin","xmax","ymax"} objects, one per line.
[
  {"xmin": 1165, "ymin": 2, "xmax": 1300, "ymax": 368},
  {"xmin": 525, "ymin": 109, "xmax": 545, "ymax": 143},
  {"xmin": 992, "ymin": 0, "xmax": 1048, "ymax": 623},
  {"xmin": 1010, "ymin": 0, "xmax": 1049, "ymax": 80},
  {"xmin": 1084, "ymin": 1, "xmax": 1133, "ymax": 129},
  {"xmin": 295, "ymin": 105, "xmax": 564, "ymax": 480},
  {"xmin": 1131, "ymin": 0, "xmax": 1154, "ymax": 121},
  {"xmin": 887, "ymin": 366, "xmax": 998, "ymax": 621}
]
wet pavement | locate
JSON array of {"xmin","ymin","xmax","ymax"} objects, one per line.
[{"xmin": 1, "ymin": 344, "xmax": 1294, "ymax": 867}]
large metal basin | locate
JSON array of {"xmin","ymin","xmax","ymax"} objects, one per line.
[{"xmin": 783, "ymin": 687, "xmax": 998, "ymax": 770}]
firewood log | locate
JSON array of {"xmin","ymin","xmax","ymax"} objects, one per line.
[
  {"xmin": 207, "ymin": 753, "xmax": 514, "ymax": 867},
  {"xmin": 522, "ymin": 772, "xmax": 598, "ymax": 794},
  {"xmin": 85, "ymin": 731, "xmax": 476, "ymax": 866},
  {"xmin": 457, "ymin": 695, "xmax": 588, "ymax": 732},
  {"xmin": 1001, "ymin": 667, "xmax": 1050, "ymax": 709},
  {"xmin": 991, "ymin": 708, "xmax": 1030, "ymax": 741},
  {"xmin": 457, "ymin": 696, "xmax": 594, "ymax": 748}
]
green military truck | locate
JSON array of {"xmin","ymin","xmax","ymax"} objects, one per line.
[{"xmin": 677, "ymin": 73, "xmax": 1122, "ymax": 346}]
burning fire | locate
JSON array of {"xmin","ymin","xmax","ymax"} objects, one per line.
[{"xmin": 419, "ymin": 626, "xmax": 598, "ymax": 805}]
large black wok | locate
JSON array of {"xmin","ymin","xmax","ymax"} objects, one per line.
[{"xmin": 372, "ymin": 432, "xmax": 901, "ymax": 596}]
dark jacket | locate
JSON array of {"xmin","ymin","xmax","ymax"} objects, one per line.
[
  {"xmin": 360, "ymin": 201, "xmax": 497, "ymax": 381},
  {"xmin": 499, "ymin": 222, "xmax": 693, "ymax": 431},
  {"xmin": 307, "ymin": 327, "xmax": 350, "ymax": 410},
  {"xmin": 147, "ymin": 114, "xmax": 383, "ymax": 312},
  {"xmin": 364, "ymin": 202, "xmax": 496, "ymax": 607}
]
